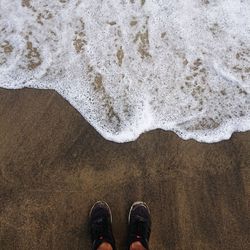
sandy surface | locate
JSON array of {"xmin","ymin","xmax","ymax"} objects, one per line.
[{"xmin": 0, "ymin": 88, "xmax": 249, "ymax": 250}]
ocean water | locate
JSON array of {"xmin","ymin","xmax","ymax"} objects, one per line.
[{"xmin": 0, "ymin": 0, "xmax": 249, "ymax": 142}]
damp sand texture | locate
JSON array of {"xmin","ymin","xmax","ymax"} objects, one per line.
[{"xmin": 0, "ymin": 88, "xmax": 249, "ymax": 250}]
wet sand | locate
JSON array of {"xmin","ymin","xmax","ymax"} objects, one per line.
[{"xmin": 0, "ymin": 88, "xmax": 249, "ymax": 250}]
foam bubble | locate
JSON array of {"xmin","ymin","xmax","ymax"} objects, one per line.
[{"xmin": 0, "ymin": 0, "xmax": 250, "ymax": 142}]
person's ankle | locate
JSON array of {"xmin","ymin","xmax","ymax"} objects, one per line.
[
  {"xmin": 130, "ymin": 241, "xmax": 147, "ymax": 250},
  {"xmin": 97, "ymin": 242, "xmax": 113, "ymax": 250}
]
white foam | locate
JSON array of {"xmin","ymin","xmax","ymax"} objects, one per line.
[{"xmin": 0, "ymin": 0, "xmax": 249, "ymax": 142}]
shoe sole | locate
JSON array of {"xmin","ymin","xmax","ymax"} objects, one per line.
[
  {"xmin": 89, "ymin": 201, "xmax": 113, "ymax": 223},
  {"xmin": 128, "ymin": 201, "xmax": 150, "ymax": 223}
]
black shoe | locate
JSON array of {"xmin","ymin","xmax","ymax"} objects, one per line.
[
  {"xmin": 128, "ymin": 201, "xmax": 151, "ymax": 250},
  {"xmin": 89, "ymin": 201, "xmax": 116, "ymax": 250}
]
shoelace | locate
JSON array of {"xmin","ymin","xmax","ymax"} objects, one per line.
[
  {"xmin": 92, "ymin": 217, "xmax": 109, "ymax": 240},
  {"xmin": 131, "ymin": 217, "xmax": 149, "ymax": 239}
]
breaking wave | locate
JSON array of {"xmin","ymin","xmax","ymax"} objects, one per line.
[{"xmin": 0, "ymin": 0, "xmax": 250, "ymax": 142}]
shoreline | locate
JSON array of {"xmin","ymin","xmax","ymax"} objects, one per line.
[{"xmin": 1, "ymin": 87, "xmax": 249, "ymax": 145}]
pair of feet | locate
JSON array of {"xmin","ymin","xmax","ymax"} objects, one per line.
[{"xmin": 89, "ymin": 201, "xmax": 151, "ymax": 250}]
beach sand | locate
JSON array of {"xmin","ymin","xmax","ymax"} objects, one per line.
[{"xmin": 0, "ymin": 88, "xmax": 249, "ymax": 250}]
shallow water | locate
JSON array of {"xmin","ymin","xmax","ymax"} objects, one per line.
[{"xmin": 0, "ymin": 0, "xmax": 249, "ymax": 142}]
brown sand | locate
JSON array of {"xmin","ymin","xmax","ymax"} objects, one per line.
[{"xmin": 0, "ymin": 88, "xmax": 249, "ymax": 250}]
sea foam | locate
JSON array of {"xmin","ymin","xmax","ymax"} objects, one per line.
[{"xmin": 0, "ymin": 0, "xmax": 249, "ymax": 142}]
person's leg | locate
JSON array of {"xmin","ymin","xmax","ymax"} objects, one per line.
[
  {"xmin": 127, "ymin": 202, "xmax": 151, "ymax": 250},
  {"xmin": 97, "ymin": 242, "xmax": 113, "ymax": 250},
  {"xmin": 130, "ymin": 241, "xmax": 146, "ymax": 250},
  {"xmin": 89, "ymin": 201, "xmax": 116, "ymax": 250}
]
